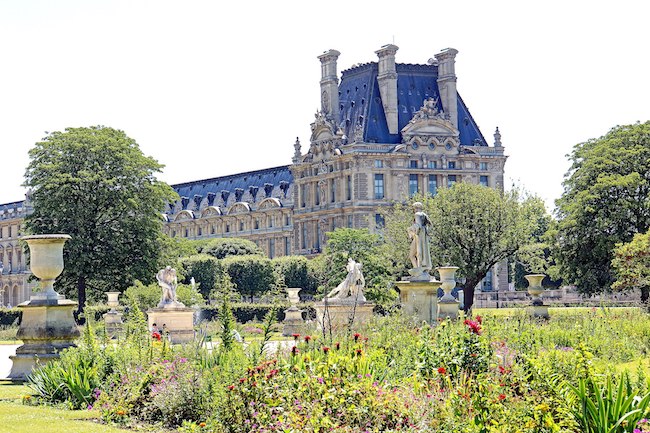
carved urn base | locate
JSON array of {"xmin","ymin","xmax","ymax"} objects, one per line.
[
  {"xmin": 396, "ymin": 279, "xmax": 441, "ymax": 325},
  {"xmin": 8, "ymin": 298, "xmax": 80, "ymax": 380},
  {"xmin": 147, "ymin": 307, "xmax": 195, "ymax": 344},
  {"xmin": 282, "ymin": 306, "xmax": 305, "ymax": 336}
]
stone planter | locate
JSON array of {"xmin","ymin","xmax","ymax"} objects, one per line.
[
  {"xmin": 104, "ymin": 292, "xmax": 123, "ymax": 338},
  {"xmin": 437, "ymin": 266, "xmax": 460, "ymax": 319},
  {"xmin": 525, "ymin": 274, "xmax": 549, "ymax": 319},
  {"xmin": 8, "ymin": 234, "xmax": 79, "ymax": 380},
  {"xmin": 286, "ymin": 288, "xmax": 301, "ymax": 306},
  {"xmin": 106, "ymin": 291, "xmax": 121, "ymax": 309},
  {"xmin": 283, "ymin": 288, "xmax": 304, "ymax": 336}
]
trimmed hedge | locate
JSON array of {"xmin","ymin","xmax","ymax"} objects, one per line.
[{"xmin": 0, "ymin": 308, "xmax": 21, "ymax": 326}]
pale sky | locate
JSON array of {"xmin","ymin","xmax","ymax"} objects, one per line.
[{"xmin": 1, "ymin": 0, "xmax": 648, "ymax": 211}]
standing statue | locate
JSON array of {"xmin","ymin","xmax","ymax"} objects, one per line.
[
  {"xmin": 156, "ymin": 266, "xmax": 183, "ymax": 308},
  {"xmin": 408, "ymin": 202, "xmax": 433, "ymax": 272},
  {"xmin": 326, "ymin": 258, "xmax": 366, "ymax": 303}
]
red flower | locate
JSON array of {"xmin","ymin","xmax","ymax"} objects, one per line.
[
  {"xmin": 152, "ymin": 332, "xmax": 161, "ymax": 341},
  {"xmin": 304, "ymin": 335, "xmax": 312, "ymax": 343},
  {"xmin": 228, "ymin": 385, "xmax": 235, "ymax": 391},
  {"xmin": 464, "ymin": 319, "xmax": 482, "ymax": 335},
  {"xmin": 322, "ymin": 346, "xmax": 330, "ymax": 353},
  {"xmin": 335, "ymin": 342, "xmax": 340, "ymax": 350},
  {"xmin": 292, "ymin": 333, "xmax": 300, "ymax": 340},
  {"xmin": 437, "ymin": 367, "xmax": 446, "ymax": 375},
  {"xmin": 353, "ymin": 333, "xmax": 361, "ymax": 342},
  {"xmin": 291, "ymin": 346, "xmax": 299, "ymax": 356},
  {"xmin": 475, "ymin": 315, "xmax": 483, "ymax": 324},
  {"xmin": 239, "ymin": 378, "xmax": 246, "ymax": 383},
  {"xmin": 355, "ymin": 348, "xmax": 363, "ymax": 356},
  {"xmin": 498, "ymin": 394, "xmax": 506, "ymax": 401}
]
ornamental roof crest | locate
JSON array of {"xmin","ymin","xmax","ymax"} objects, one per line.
[{"xmin": 401, "ymin": 97, "xmax": 459, "ymax": 144}]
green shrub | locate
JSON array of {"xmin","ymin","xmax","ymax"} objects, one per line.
[
  {"xmin": 0, "ymin": 307, "xmax": 21, "ymax": 326},
  {"xmin": 180, "ymin": 254, "xmax": 222, "ymax": 299},
  {"xmin": 271, "ymin": 255, "xmax": 317, "ymax": 294},
  {"xmin": 124, "ymin": 280, "xmax": 203, "ymax": 311},
  {"xmin": 222, "ymin": 255, "xmax": 275, "ymax": 301},
  {"xmin": 201, "ymin": 238, "xmax": 262, "ymax": 259}
]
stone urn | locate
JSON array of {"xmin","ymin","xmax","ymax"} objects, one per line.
[
  {"xmin": 106, "ymin": 291, "xmax": 121, "ymax": 309},
  {"xmin": 525, "ymin": 274, "xmax": 549, "ymax": 319},
  {"xmin": 437, "ymin": 266, "xmax": 460, "ymax": 319},
  {"xmin": 22, "ymin": 234, "xmax": 71, "ymax": 300},
  {"xmin": 286, "ymin": 288, "xmax": 301, "ymax": 306},
  {"xmin": 8, "ymin": 234, "xmax": 80, "ymax": 380}
]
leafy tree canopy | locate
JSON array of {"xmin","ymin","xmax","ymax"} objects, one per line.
[
  {"xmin": 611, "ymin": 230, "xmax": 650, "ymax": 303},
  {"xmin": 179, "ymin": 254, "xmax": 222, "ymax": 299},
  {"xmin": 23, "ymin": 126, "xmax": 177, "ymax": 314},
  {"xmin": 221, "ymin": 255, "xmax": 275, "ymax": 301},
  {"xmin": 201, "ymin": 238, "xmax": 263, "ymax": 259},
  {"xmin": 382, "ymin": 183, "xmax": 545, "ymax": 311},
  {"xmin": 555, "ymin": 121, "xmax": 650, "ymax": 295},
  {"xmin": 271, "ymin": 255, "xmax": 317, "ymax": 295}
]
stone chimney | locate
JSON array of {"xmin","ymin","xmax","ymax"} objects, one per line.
[
  {"xmin": 434, "ymin": 48, "xmax": 459, "ymax": 129},
  {"xmin": 317, "ymin": 49, "xmax": 341, "ymax": 121},
  {"xmin": 375, "ymin": 44, "xmax": 399, "ymax": 134}
]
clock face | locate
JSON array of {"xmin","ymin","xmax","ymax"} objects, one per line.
[
  {"xmin": 445, "ymin": 143, "xmax": 452, "ymax": 150},
  {"xmin": 411, "ymin": 142, "xmax": 419, "ymax": 150}
]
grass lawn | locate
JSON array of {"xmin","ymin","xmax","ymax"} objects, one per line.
[{"xmin": 0, "ymin": 381, "xmax": 139, "ymax": 433}]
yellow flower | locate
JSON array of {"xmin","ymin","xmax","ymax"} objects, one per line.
[{"xmin": 536, "ymin": 403, "xmax": 550, "ymax": 412}]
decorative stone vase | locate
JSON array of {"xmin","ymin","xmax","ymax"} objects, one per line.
[
  {"xmin": 22, "ymin": 234, "xmax": 71, "ymax": 300},
  {"xmin": 286, "ymin": 288, "xmax": 301, "ymax": 306},
  {"xmin": 525, "ymin": 274, "xmax": 549, "ymax": 319},
  {"xmin": 437, "ymin": 266, "xmax": 460, "ymax": 319},
  {"xmin": 106, "ymin": 291, "xmax": 121, "ymax": 309},
  {"xmin": 9, "ymin": 234, "xmax": 80, "ymax": 380}
]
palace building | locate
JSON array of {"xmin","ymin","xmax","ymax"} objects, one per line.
[{"xmin": 0, "ymin": 44, "xmax": 508, "ymax": 305}]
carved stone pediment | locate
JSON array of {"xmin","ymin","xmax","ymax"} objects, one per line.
[
  {"xmin": 228, "ymin": 202, "xmax": 251, "ymax": 215},
  {"xmin": 401, "ymin": 98, "xmax": 459, "ymax": 147},
  {"xmin": 200, "ymin": 206, "xmax": 222, "ymax": 218},
  {"xmin": 309, "ymin": 110, "xmax": 344, "ymax": 161},
  {"xmin": 258, "ymin": 197, "xmax": 282, "ymax": 210},
  {"xmin": 174, "ymin": 210, "xmax": 195, "ymax": 222}
]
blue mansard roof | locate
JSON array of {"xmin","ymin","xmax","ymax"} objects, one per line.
[
  {"xmin": 170, "ymin": 165, "xmax": 294, "ymax": 213},
  {"xmin": 337, "ymin": 62, "xmax": 487, "ymax": 146}
]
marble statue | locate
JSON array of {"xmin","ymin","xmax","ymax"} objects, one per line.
[
  {"xmin": 156, "ymin": 266, "xmax": 183, "ymax": 308},
  {"xmin": 408, "ymin": 202, "xmax": 433, "ymax": 272},
  {"xmin": 326, "ymin": 258, "xmax": 366, "ymax": 302}
]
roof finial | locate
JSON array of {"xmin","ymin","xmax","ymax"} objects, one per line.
[
  {"xmin": 494, "ymin": 127, "xmax": 502, "ymax": 147},
  {"xmin": 292, "ymin": 137, "xmax": 302, "ymax": 163}
]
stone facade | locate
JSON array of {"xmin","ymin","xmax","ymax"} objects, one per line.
[
  {"xmin": 0, "ymin": 201, "xmax": 35, "ymax": 306},
  {"xmin": 0, "ymin": 44, "xmax": 509, "ymax": 298}
]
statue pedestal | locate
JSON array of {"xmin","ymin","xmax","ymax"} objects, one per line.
[
  {"xmin": 147, "ymin": 307, "xmax": 195, "ymax": 344},
  {"xmin": 8, "ymin": 298, "xmax": 80, "ymax": 380},
  {"xmin": 438, "ymin": 299, "xmax": 460, "ymax": 320},
  {"xmin": 396, "ymin": 279, "xmax": 441, "ymax": 325},
  {"xmin": 314, "ymin": 300, "xmax": 374, "ymax": 332},
  {"xmin": 528, "ymin": 304, "xmax": 549, "ymax": 319},
  {"xmin": 103, "ymin": 310, "xmax": 123, "ymax": 339},
  {"xmin": 282, "ymin": 306, "xmax": 304, "ymax": 336}
]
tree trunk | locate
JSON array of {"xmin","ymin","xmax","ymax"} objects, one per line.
[
  {"xmin": 641, "ymin": 286, "xmax": 649, "ymax": 304},
  {"xmin": 463, "ymin": 278, "xmax": 480, "ymax": 314},
  {"xmin": 76, "ymin": 275, "xmax": 86, "ymax": 322}
]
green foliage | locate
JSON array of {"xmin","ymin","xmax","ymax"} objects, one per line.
[
  {"xmin": 23, "ymin": 126, "xmax": 178, "ymax": 313},
  {"xmin": 157, "ymin": 235, "xmax": 205, "ymax": 271},
  {"xmin": 555, "ymin": 121, "xmax": 650, "ymax": 295},
  {"xmin": 271, "ymin": 255, "xmax": 317, "ymax": 294},
  {"xmin": 612, "ymin": 231, "xmax": 650, "ymax": 302},
  {"xmin": 217, "ymin": 270, "xmax": 236, "ymax": 351},
  {"xmin": 221, "ymin": 254, "xmax": 275, "ymax": 301},
  {"xmin": 315, "ymin": 228, "xmax": 396, "ymax": 303},
  {"xmin": 382, "ymin": 184, "xmax": 545, "ymax": 310},
  {"xmin": 179, "ymin": 254, "xmax": 222, "ymax": 299},
  {"xmin": 201, "ymin": 238, "xmax": 263, "ymax": 259},
  {"xmin": 123, "ymin": 280, "xmax": 203, "ymax": 311}
]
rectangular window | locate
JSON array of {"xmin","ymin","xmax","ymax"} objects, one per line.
[
  {"xmin": 269, "ymin": 238, "xmax": 275, "ymax": 259},
  {"xmin": 285, "ymin": 237, "xmax": 291, "ymax": 256},
  {"xmin": 254, "ymin": 219, "xmax": 259, "ymax": 229},
  {"xmin": 301, "ymin": 224, "xmax": 307, "ymax": 249},
  {"xmin": 374, "ymin": 160, "xmax": 383, "ymax": 168},
  {"xmin": 211, "ymin": 225, "xmax": 215, "ymax": 235},
  {"xmin": 330, "ymin": 179, "xmax": 336, "ymax": 203},
  {"xmin": 374, "ymin": 174, "xmax": 384, "ymax": 199},
  {"xmin": 347, "ymin": 175, "xmax": 352, "ymax": 200},
  {"xmin": 480, "ymin": 162, "xmax": 488, "ymax": 171},
  {"xmin": 184, "ymin": 229, "xmax": 189, "ymax": 237},
  {"xmin": 8, "ymin": 226, "xmax": 12, "ymax": 237},
  {"xmin": 375, "ymin": 213, "xmax": 385, "ymax": 228},
  {"xmin": 347, "ymin": 215, "xmax": 353, "ymax": 228},
  {"xmin": 409, "ymin": 160, "xmax": 418, "ymax": 168},
  {"xmin": 428, "ymin": 161, "xmax": 437, "ymax": 169},
  {"xmin": 268, "ymin": 216, "xmax": 273, "ymax": 228},
  {"xmin": 447, "ymin": 175, "xmax": 457, "ymax": 188},
  {"xmin": 285, "ymin": 215, "xmax": 290, "ymax": 226},
  {"xmin": 409, "ymin": 174, "xmax": 419, "ymax": 197},
  {"xmin": 300, "ymin": 185, "xmax": 306, "ymax": 208},
  {"xmin": 480, "ymin": 175, "xmax": 489, "ymax": 187},
  {"xmin": 428, "ymin": 174, "xmax": 438, "ymax": 196},
  {"xmin": 448, "ymin": 161, "xmax": 456, "ymax": 169},
  {"xmin": 198, "ymin": 227, "xmax": 202, "ymax": 236},
  {"xmin": 315, "ymin": 183, "xmax": 320, "ymax": 205},
  {"xmin": 239, "ymin": 221, "xmax": 244, "ymax": 231},
  {"xmin": 226, "ymin": 224, "xmax": 230, "ymax": 233}
]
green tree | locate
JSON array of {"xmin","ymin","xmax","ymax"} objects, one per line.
[
  {"xmin": 555, "ymin": 121, "xmax": 650, "ymax": 295},
  {"xmin": 23, "ymin": 126, "xmax": 177, "ymax": 315},
  {"xmin": 382, "ymin": 184, "xmax": 544, "ymax": 311},
  {"xmin": 314, "ymin": 228, "xmax": 395, "ymax": 303},
  {"xmin": 272, "ymin": 255, "xmax": 317, "ymax": 295},
  {"xmin": 179, "ymin": 254, "xmax": 222, "ymax": 299},
  {"xmin": 222, "ymin": 255, "xmax": 275, "ymax": 301},
  {"xmin": 611, "ymin": 231, "xmax": 650, "ymax": 303},
  {"xmin": 201, "ymin": 237, "xmax": 262, "ymax": 259}
]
